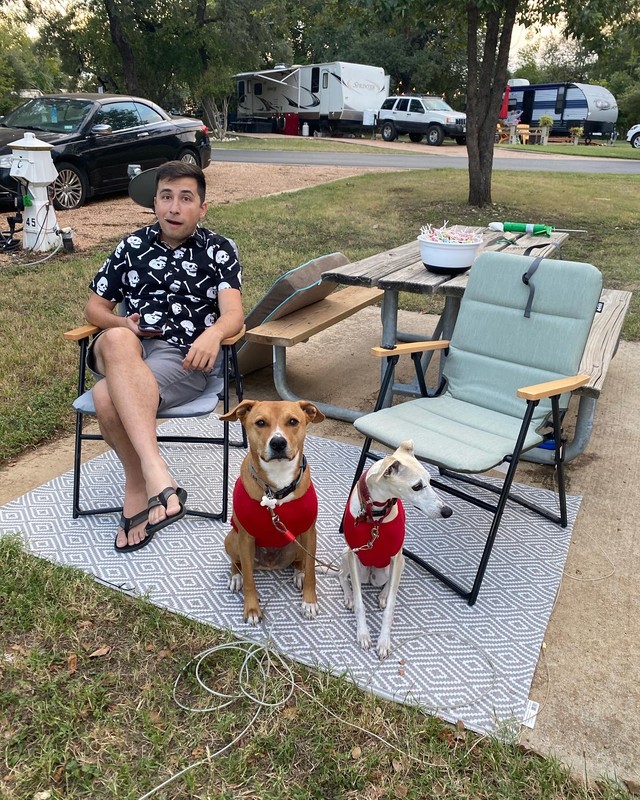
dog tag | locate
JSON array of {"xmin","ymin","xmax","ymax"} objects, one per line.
[{"xmin": 260, "ymin": 494, "xmax": 278, "ymax": 510}]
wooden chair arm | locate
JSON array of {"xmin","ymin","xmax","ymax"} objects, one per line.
[
  {"xmin": 64, "ymin": 324, "xmax": 101, "ymax": 342},
  {"xmin": 64, "ymin": 323, "xmax": 246, "ymax": 345},
  {"xmin": 221, "ymin": 325, "xmax": 246, "ymax": 346},
  {"xmin": 517, "ymin": 374, "xmax": 589, "ymax": 401},
  {"xmin": 371, "ymin": 340, "xmax": 450, "ymax": 358}
]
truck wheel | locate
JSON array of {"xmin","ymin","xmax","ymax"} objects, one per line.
[
  {"xmin": 455, "ymin": 136, "xmax": 466, "ymax": 146},
  {"xmin": 380, "ymin": 121, "xmax": 397, "ymax": 142},
  {"xmin": 426, "ymin": 125, "xmax": 445, "ymax": 146},
  {"xmin": 631, "ymin": 133, "xmax": 640, "ymax": 149},
  {"xmin": 409, "ymin": 133, "xmax": 423, "ymax": 143}
]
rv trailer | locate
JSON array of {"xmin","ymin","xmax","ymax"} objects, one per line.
[
  {"xmin": 504, "ymin": 81, "xmax": 618, "ymax": 140},
  {"xmin": 231, "ymin": 62, "xmax": 390, "ymax": 135}
]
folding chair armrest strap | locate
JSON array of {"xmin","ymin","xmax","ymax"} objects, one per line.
[
  {"xmin": 371, "ymin": 340, "xmax": 450, "ymax": 358},
  {"xmin": 517, "ymin": 373, "xmax": 589, "ymax": 401}
]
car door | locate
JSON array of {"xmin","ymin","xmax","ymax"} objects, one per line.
[
  {"xmin": 79, "ymin": 101, "xmax": 160, "ymax": 191},
  {"xmin": 133, "ymin": 101, "xmax": 180, "ymax": 164},
  {"xmin": 393, "ymin": 98, "xmax": 410, "ymax": 132},
  {"xmin": 407, "ymin": 98, "xmax": 426, "ymax": 133}
]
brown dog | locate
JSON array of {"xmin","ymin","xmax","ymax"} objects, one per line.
[{"xmin": 219, "ymin": 399, "xmax": 325, "ymax": 624}]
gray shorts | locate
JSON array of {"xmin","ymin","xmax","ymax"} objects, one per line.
[{"xmin": 87, "ymin": 333, "xmax": 222, "ymax": 412}]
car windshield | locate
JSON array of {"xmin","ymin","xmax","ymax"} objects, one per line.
[
  {"xmin": 421, "ymin": 98, "xmax": 454, "ymax": 112},
  {"xmin": 2, "ymin": 98, "xmax": 94, "ymax": 133}
]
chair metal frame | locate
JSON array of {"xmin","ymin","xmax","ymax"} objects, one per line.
[
  {"xmin": 346, "ymin": 348, "xmax": 574, "ymax": 606},
  {"xmin": 65, "ymin": 324, "xmax": 247, "ymax": 523}
]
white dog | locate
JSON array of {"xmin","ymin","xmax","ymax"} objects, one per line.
[{"xmin": 339, "ymin": 440, "xmax": 453, "ymax": 659}]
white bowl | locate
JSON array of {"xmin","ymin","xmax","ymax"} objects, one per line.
[{"xmin": 417, "ymin": 232, "xmax": 482, "ymax": 274}]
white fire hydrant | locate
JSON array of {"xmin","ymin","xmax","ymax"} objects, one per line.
[{"xmin": 9, "ymin": 132, "xmax": 62, "ymax": 252}]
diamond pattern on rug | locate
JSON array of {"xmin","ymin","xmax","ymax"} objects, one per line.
[{"xmin": 0, "ymin": 417, "xmax": 580, "ymax": 734}]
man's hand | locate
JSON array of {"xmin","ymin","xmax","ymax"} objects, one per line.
[
  {"xmin": 182, "ymin": 328, "xmax": 221, "ymax": 373},
  {"xmin": 127, "ymin": 313, "xmax": 161, "ymax": 338}
]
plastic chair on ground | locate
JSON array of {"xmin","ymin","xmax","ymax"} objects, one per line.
[
  {"xmin": 346, "ymin": 251, "xmax": 603, "ymax": 606},
  {"xmin": 64, "ymin": 322, "xmax": 246, "ymax": 523},
  {"xmin": 517, "ymin": 123, "xmax": 530, "ymax": 144}
]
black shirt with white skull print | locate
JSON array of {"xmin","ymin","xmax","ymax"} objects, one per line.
[{"xmin": 90, "ymin": 222, "xmax": 242, "ymax": 358}]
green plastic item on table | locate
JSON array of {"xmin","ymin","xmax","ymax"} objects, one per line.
[{"xmin": 488, "ymin": 221, "xmax": 552, "ymax": 237}]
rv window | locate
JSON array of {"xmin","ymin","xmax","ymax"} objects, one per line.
[
  {"xmin": 409, "ymin": 99, "xmax": 424, "ymax": 113},
  {"xmin": 311, "ymin": 67, "xmax": 320, "ymax": 93},
  {"xmin": 254, "ymin": 83, "xmax": 263, "ymax": 96},
  {"xmin": 555, "ymin": 86, "xmax": 566, "ymax": 115},
  {"xmin": 238, "ymin": 81, "xmax": 245, "ymax": 98},
  {"xmin": 322, "ymin": 72, "xmax": 328, "ymax": 90},
  {"xmin": 396, "ymin": 98, "xmax": 409, "ymax": 112}
]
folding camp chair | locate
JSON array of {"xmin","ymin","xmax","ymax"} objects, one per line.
[
  {"xmin": 64, "ymin": 323, "xmax": 247, "ymax": 523},
  {"xmin": 347, "ymin": 251, "xmax": 603, "ymax": 605}
]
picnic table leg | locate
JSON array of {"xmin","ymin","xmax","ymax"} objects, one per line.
[
  {"xmin": 271, "ymin": 345, "xmax": 363, "ymax": 423},
  {"xmin": 522, "ymin": 395, "xmax": 597, "ymax": 465}
]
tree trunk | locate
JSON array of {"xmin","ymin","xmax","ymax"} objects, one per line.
[
  {"xmin": 465, "ymin": 0, "xmax": 518, "ymax": 207},
  {"xmin": 102, "ymin": 0, "xmax": 139, "ymax": 95}
]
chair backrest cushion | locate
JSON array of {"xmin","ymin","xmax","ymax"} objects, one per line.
[
  {"xmin": 444, "ymin": 252, "xmax": 602, "ymax": 424},
  {"xmin": 237, "ymin": 252, "xmax": 347, "ymax": 375}
]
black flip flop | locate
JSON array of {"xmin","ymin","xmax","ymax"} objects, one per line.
[
  {"xmin": 145, "ymin": 486, "xmax": 187, "ymax": 535},
  {"xmin": 114, "ymin": 509, "xmax": 152, "ymax": 553}
]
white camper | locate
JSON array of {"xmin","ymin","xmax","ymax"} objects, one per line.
[{"xmin": 232, "ymin": 62, "xmax": 390, "ymax": 134}]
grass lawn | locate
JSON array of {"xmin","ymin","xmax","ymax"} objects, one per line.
[{"xmin": 1, "ymin": 165, "xmax": 638, "ymax": 799}]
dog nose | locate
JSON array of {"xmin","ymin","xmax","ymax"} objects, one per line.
[
  {"xmin": 441, "ymin": 505, "xmax": 453, "ymax": 518},
  {"xmin": 269, "ymin": 435, "xmax": 288, "ymax": 455}
]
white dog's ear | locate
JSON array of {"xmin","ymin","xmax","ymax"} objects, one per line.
[
  {"xmin": 399, "ymin": 440, "xmax": 415, "ymax": 455},
  {"xmin": 384, "ymin": 459, "xmax": 401, "ymax": 477}
]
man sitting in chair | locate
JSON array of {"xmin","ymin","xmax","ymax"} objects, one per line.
[{"xmin": 84, "ymin": 161, "xmax": 244, "ymax": 553}]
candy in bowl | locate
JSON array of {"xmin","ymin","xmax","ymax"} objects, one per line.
[{"xmin": 417, "ymin": 224, "xmax": 483, "ymax": 274}]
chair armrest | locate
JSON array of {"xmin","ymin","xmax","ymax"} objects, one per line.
[
  {"xmin": 221, "ymin": 324, "xmax": 246, "ymax": 346},
  {"xmin": 371, "ymin": 340, "xmax": 450, "ymax": 358},
  {"xmin": 64, "ymin": 324, "xmax": 101, "ymax": 342},
  {"xmin": 517, "ymin": 374, "xmax": 589, "ymax": 401}
]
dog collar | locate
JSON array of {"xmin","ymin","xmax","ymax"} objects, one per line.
[
  {"xmin": 355, "ymin": 469, "xmax": 397, "ymax": 525},
  {"xmin": 250, "ymin": 455, "xmax": 308, "ymax": 502}
]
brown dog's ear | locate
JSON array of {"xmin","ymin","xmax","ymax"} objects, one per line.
[
  {"xmin": 298, "ymin": 400, "xmax": 326, "ymax": 424},
  {"xmin": 219, "ymin": 399, "xmax": 258, "ymax": 423}
]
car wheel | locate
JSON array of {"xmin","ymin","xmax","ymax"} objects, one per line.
[
  {"xmin": 408, "ymin": 132, "xmax": 423, "ymax": 143},
  {"xmin": 426, "ymin": 125, "xmax": 445, "ymax": 146},
  {"xmin": 380, "ymin": 122, "xmax": 397, "ymax": 142},
  {"xmin": 631, "ymin": 133, "xmax": 640, "ymax": 149},
  {"xmin": 178, "ymin": 148, "xmax": 199, "ymax": 165},
  {"xmin": 455, "ymin": 136, "xmax": 466, "ymax": 146},
  {"xmin": 52, "ymin": 162, "xmax": 89, "ymax": 210}
]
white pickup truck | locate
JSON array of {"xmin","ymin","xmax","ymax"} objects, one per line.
[{"xmin": 376, "ymin": 95, "xmax": 466, "ymax": 146}]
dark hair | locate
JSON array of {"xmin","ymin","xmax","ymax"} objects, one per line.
[{"xmin": 155, "ymin": 160, "xmax": 206, "ymax": 203}]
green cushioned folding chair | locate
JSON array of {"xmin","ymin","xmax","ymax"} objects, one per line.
[{"xmin": 349, "ymin": 251, "xmax": 603, "ymax": 605}]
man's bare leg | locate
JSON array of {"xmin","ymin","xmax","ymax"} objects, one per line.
[{"xmin": 92, "ymin": 328, "xmax": 182, "ymax": 547}]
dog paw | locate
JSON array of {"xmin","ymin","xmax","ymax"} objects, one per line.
[
  {"xmin": 292, "ymin": 568, "xmax": 304, "ymax": 591},
  {"xmin": 342, "ymin": 592, "xmax": 354, "ymax": 611},
  {"xmin": 376, "ymin": 637, "xmax": 392, "ymax": 660},
  {"xmin": 300, "ymin": 601, "xmax": 318, "ymax": 619},
  {"xmin": 244, "ymin": 609, "xmax": 262, "ymax": 626},
  {"xmin": 357, "ymin": 631, "xmax": 372, "ymax": 651},
  {"xmin": 229, "ymin": 574, "xmax": 243, "ymax": 593}
]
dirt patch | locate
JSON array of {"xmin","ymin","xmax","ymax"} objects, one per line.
[{"xmin": 0, "ymin": 161, "xmax": 382, "ymax": 261}]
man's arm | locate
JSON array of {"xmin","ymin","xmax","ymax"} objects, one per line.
[
  {"xmin": 84, "ymin": 292, "xmax": 142, "ymax": 334},
  {"xmin": 182, "ymin": 288, "xmax": 244, "ymax": 373}
]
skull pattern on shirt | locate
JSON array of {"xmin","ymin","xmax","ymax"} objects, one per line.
[{"xmin": 89, "ymin": 222, "xmax": 242, "ymax": 357}]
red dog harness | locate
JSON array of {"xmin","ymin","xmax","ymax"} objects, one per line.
[
  {"xmin": 343, "ymin": 470, "xmax": 406, "ymax": 568},
  {"xmin": 231, "ymin": 477, "xmax": 318, "ymax": 548}
]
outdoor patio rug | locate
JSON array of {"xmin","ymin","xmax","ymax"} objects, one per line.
[{"xmin": 0, "ymin": 417, "xmax": 580, "ymax": 736}]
